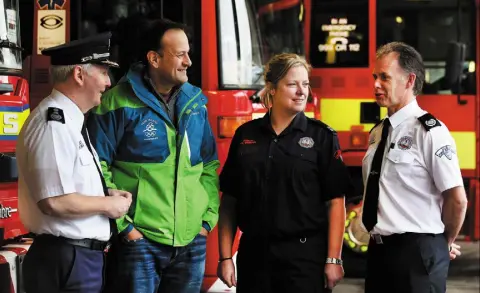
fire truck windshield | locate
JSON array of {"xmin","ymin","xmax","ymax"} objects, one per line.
[
  {"xmin": 217, "ymin": 0, "xmax": 305, "ymax": 89},
  {"xmin": 377, "ymin": 0, "xmax": 477, "ymax": 95},
  {"xmin": 309, "ymin": 0, "xmax": 370, "ymax": 68},
  {"xmin": 0, "ymin": 0, "xmax": 22, "ymax": 72}
]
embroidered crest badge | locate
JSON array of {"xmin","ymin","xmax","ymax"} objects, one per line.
[
  {"xmin": 435, "ymin": 145, "xmax": 456, "ymax": 160},
  {"xmin": 298, "ymin": 137, "xmax": 314, "ymax": 148},
  {"xmin": 397, "ymin": 136, "xmax": 413, "ymax": 150},
  {"xmin": 141, "ymin": 119, "xmax": 159, "ymax": 141}
]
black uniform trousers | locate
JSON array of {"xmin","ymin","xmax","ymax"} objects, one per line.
[
  {"xmin": 23, "ymin": 235, "xmax": 105, "ymax": 293},
  {"xmin": 365, "ymin": 233, "xmax": 450, "ymax": 293},
  {"xmin": 236, "ymin": 233, "xmax": 331, "ymax": 293}
]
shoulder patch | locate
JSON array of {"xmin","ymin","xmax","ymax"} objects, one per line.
[
  {"xmin": 369, "ymin": 119, "xmax": 383, "ymax": 133},
  {"xmin": 308, "ymin": 118, "xmax": 337, "ymax": 135},
  {"xmin": 47, "ymin": 107, "xmax": 65, "ymax": 124},
  {"xmin": 418, "ymin": 113, "xmax": 440, "ymax": 131}
]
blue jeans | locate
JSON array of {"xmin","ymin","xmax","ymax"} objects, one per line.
[{"xmin": 108, "ymin": 234, "xmax": 207, "ymax": 293}]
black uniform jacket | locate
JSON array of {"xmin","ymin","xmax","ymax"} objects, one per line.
[{"xmin": 220, "ymin": 112, "xmax": 352, "ymax": 240}]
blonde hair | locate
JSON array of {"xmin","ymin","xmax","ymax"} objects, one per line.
[{"xmin": 261, "ymin": 53, "xmax": 311, "ymax": 109}]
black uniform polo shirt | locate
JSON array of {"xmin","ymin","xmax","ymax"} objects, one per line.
[{"xmin": 220, "ymin": 112, "xmax": 352, "ymax": 240}]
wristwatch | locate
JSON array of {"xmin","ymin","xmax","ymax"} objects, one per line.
[{"xmin": 325, "ymin": 257, "xmax": 343, "ymax": 265}]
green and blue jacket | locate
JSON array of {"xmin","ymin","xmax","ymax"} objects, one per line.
[{"xmin": 86, "ymin": 64, "xmax": 220, "ymax": 246}]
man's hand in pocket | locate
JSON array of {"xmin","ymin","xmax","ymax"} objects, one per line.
[
  {"xmin": 199, "ymin": 227, "xmax": 209, "ymax": 237},
  {"xmin": 125, "ymin": 227, "xmax": 143, "ymax": 241}
]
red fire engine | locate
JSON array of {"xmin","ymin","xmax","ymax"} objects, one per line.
[{"xmin": 0, "ymin": 0, "xmax": 30, "ymax": 292}]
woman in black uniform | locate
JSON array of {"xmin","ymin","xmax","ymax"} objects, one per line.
[{"xmin": 217, "ymin": 53, "xmax": 352, "ymax": 293}]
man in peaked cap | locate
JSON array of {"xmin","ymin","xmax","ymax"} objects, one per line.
[{"xmin": 16, "ymin": 32, "xmax": 132, "ymax": 293}]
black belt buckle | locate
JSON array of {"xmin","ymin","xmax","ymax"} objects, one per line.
[
  {"xmin": 371, "ymin": 234, "xmax": 383, "ymax": 244},
  {"xmin": 90, "ymin": 239, "xmax": 109, "ymax": 251}
]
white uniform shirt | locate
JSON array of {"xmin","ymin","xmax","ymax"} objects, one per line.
[
  {"xmin": 362, "ymin": 99, "xmax": 463, "ymax": 235},
  {"xmin": 16, "ymin": 90, "xmax": 110, "ymax": 241}
]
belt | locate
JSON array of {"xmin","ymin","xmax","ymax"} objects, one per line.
[
  {"xmin": 370, "ymin": 232, "xmax": 437, "ymax": 245},
  {"xmin": 36, "ymin": 234, "xmax": 109, "ymax": 251}
]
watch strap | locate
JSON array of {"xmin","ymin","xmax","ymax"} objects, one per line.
[{"xmin": 325, "ymin": 257, "xmax": 343, "ymax": 265}]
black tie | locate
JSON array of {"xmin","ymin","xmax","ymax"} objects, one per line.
[
  {"xmin": 362, "ymin": 118, "xmax": 390, "ymax": 232},
  {"xmin": 81, "ymin": 124, "xmax": 117, "ymax": 239}
]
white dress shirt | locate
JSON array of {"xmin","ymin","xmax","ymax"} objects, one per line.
[
  {"xmin": 16, "ymin": 89, "xmax": 110, "ymax": 241},
  {"xmin": 362, "ymin": 99, "xmax": 463, "ymax": 235}
]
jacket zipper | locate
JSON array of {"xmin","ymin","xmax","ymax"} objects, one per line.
[{"xmin": 172, "ymin": 92, "xmax": 204, "ymax": 245}]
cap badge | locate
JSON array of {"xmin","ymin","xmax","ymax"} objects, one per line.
[{"xmin": 81, "ymin": 52, "xmax": 110, "ymax": 62}]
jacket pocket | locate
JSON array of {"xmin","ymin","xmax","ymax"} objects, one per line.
[
  {"xmin": 132, "ymin": 165, "xmax": 176, "ymax": 241},
  {"xmin": 182, "ymin": 162, "xmax": 209, "ymax": 238}
]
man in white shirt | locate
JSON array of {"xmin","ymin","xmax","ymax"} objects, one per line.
[
  {"xmin": 16, "ymin": 32, "xmax": 132, "ymax": 293},
  {"xmin": 361, "ymin": 42, "xmax": 468, "ymax": 293}
]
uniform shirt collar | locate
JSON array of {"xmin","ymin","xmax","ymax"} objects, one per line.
[
  {"xmin": 51, "ymin": 89, "xmax": 85, "ymax": 131},
  {"xmin": 388, "ymin": 99, "xmax": 422, "ymax": 129},
  {"xmin": 260, "ymin": 111, "xmax": 308, "ymax": 133}
]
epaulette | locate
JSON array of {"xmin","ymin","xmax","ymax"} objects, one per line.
[
  {"xmin": 308, "ymin": 117, "xmax": 337, "ymax": 135},
  {"xmin": 369, "ymin": 119, "xmax": 383, "ymax": 134},
  {"xmin": 418, "ymin": 113, "xmax": 440, "ymax": 131},
  {"xmin": 47, "ymin": 107, "xmax": 65, "ymax": 124}
]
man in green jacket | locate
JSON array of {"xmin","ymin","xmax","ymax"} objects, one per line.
[{"xmin": 86, "ymin": 19, "xmax": 220, "ymax": 293}]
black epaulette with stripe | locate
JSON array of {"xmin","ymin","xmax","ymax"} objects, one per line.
[{"xmin": 418, "ymin": 113, "xmax": 441, "ymax": 131}]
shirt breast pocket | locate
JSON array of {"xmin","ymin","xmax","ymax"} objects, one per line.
[
  {"xmin": 293, "ymin": 150, "xmax": 318, "ymax": 178},
  {"xmin": 385, "ymin": 150, "xmax": 415, "ymax": 176},
  {"xmin": 238, "ymin": 145, "xmax": 263, "ymax": 171},
  {"xmin": 297, "ymin": 150, "xmax": 317, "ymax": 164}
]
